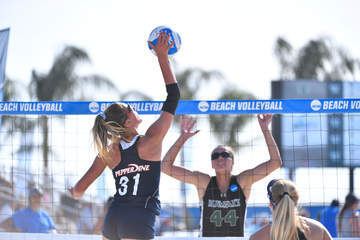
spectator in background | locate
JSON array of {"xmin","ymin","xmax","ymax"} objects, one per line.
[
  {"xmin": 319, "ymin": 199, "xmax": 340, "ymax": 237},
  {"xmin": 337, "ymin": 193, "xmax": 360, "ymax": 237},
  {"xmin": 93, "ymin": 197, "xmax": 113, "ymax": 235},
  {"xmin": 0, "ymin": 188, "xmax": 56, "ymax": 233},
  {"xmin": 77, "ymin": 201, "xmax": 94, "ymax": 234}
]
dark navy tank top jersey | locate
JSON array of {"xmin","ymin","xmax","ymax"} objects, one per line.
[
  {"xmin": 298, "ymin": 228, "xmax": 307, "ymax": 240},
  {"xmin": 201, "ymin": 176, "xmax": 247, "ymax": 237},
  {"xmin": 111, "ymin": 136, "xmax": 161, "ymax": 215}
]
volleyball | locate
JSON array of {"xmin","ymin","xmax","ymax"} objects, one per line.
[{"xmin": 148, "ymin": 26, "xmax": 181, "ymax": 55}]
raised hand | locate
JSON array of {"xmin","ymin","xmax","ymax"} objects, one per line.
[
  {"xmin": 148, "ymin": 30, "xmax": 175, "ymax": 57},
  {"xmin": 257, "ymin": 114, "xmax": 273, "ymax": 131},
  {"xmin": 180, "ymin": 115, "xmax": 200, "ymax": 139}
]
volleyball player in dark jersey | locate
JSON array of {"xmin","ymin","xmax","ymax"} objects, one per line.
[
  {"xmin": 162, "ymin": 114, "xmax": 282, "ymax": 237},
  {"xmin": 249, "ymin": 179, "xmax": 332, "ymax": 240},
  {"xmin": 69, "ymin": 31, "xmax": 180, "ymax": 240}
]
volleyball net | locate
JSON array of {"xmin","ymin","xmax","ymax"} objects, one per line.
[{"xmin": 0, "ymin": 99, "xmax": 359, "ymax": 239}]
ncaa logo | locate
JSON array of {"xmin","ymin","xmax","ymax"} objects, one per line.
[
  {"xmin": 198, "ymin": 101, "xmax": 209, "ymax": 112},
  {"xmin": 310, "ymin": 99, "xmax": 321, "ymax": 111},
  {"xmin": 230, "ymin": 184, "xmax": 238, "ymax": 192},
  {"xmin": 89, "ymin": 102, "xmax": 100, "ymax": 113}
]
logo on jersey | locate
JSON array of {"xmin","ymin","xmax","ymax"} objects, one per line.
[
  {"xmin": 230, "ymin": 184, "xmax": 238, "ymax": 192},
  {"xmin": 114, "ymin": 163, "xmax": 150, "ymax": 177},
  {"xmin": 208, "ymin": 199, "xmax": 241, "ymax": 208}
]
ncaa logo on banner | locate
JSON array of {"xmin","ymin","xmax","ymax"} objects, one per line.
[
  {"xmin": 89, "ymin": 102, "xmax": 100, "ymax": 113},
  {"xmin": 310, "ymin": 99, "xmax": 322, "ymax": 111},
  {"xmin": 198, "ymin": 101, "xmax": 209, "ymax": 112}
]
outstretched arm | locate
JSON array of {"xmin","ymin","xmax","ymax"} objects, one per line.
[
  {"xmin": 162, "ymin": 116, "xmax": 209, "ymax": 188},
  {"xmin": 141, "ymin": 31, "xmax": 180, "ymax": 159},
  {"xmin": 238, "ymin": 114, "xmax": 282, "ymax": 189},
  {"xmin": 68, "ymin": 156, "xmax": 106, "ymax": 199}
]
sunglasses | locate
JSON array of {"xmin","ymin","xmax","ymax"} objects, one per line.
[{"xmin": 211, "ymin": 151, "xmax": 233, "ymax": 160}]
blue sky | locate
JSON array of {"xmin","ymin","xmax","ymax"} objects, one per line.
[
  {"xmin": 1, "ymin": 0, "xmax": 360, "ymax": 206},
  {"xmin": 2, "ymin": 0, "xmax": 360, "ymax": 100}
]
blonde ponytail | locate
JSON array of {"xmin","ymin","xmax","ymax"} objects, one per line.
[
  {"xmin": 269, "ymin": 180, "xmax": 307, "ymax": 240},
  {"xmin": 91, "ymin": 103, "xmax": 129, "ymax": 162},
  {"xmin": 271, "ymin": 194, "xmax": 299, "ymax": 240}
]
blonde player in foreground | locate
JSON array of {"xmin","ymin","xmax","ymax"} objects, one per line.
[
  {"xmin": 249, "ymin": 179, "xmax": 332, "ymax": 240},
  {"xmin": 162, "ymin": 114, "xmax": 282, "ymax": 237}
]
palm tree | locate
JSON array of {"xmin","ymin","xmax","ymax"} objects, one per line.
[
  {"xmin": 209, "ymin": 88, "xmax": 256, "ymax": 151},
  {"xmin": 0, "ymin": 77, "xmax": 33, "ymax": 140},
  {"xmin": 175, "ymin": 66, "xmax": 256, "ymax": 149},
  {"xmin": 274, "ymin": 36, "xmax": 360, "ymax": 81},
  {"xmin": 28, "ymin": 45, "xmax": 120, "ymax": 186},
  {"xmin": 273, "ymin": 36, "xmax": 360, "ymax": 183}
]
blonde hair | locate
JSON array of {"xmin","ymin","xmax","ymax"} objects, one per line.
[
  {"xmin": 92, "ymin": 103, "xmax": 130, "ymax": 162},
  {"xmin": 269, "ymin": 179, "xmax": 308, "ymax": 240}
]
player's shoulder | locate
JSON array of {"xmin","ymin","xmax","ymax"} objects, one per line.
[
  {"xmin": 12, "ymin": 208, "xmax": 27, "ymax": 217},
  {"xmin": 300, "ymin": 216, "xmax": 332, "ymax": 239},
  {"xmin": 39, "ymin": 208, "xmax": 51, "ymax": 217},
  {"xmin": 236, "ymin": 169, "xmax": 254, "ymax": 184},
  {"xmin": 193, "ymin": 171, "xmax": 211, "ymax": 181},
  {"xmin": 249, "ymin": 223, "xmax": 271, "ymax": 240},
  {"xmin": 108, "ymin": 143, "xmax": 120, "ymax": 155},
  {"xmin": 193, "ymin": 171, "xmax": 211, "ymax": 188},
  {"xmin": 300, "ymin": 216, "xmax": 327, "ymax": 233},
  {"xmin": 301, "ymin": 216, "xmax": 323, "ymax": 227}
]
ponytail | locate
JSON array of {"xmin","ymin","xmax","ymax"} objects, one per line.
[
  {"xmin": 271, "ymin": 194, "xmax": 299, "ymax": 240},
  {"xmin": 91, "ymin": 103, "xmax": 129, "ymax": 162},
  {"xmin": 269, "ymin": 179, "xmax": 308, "ymax": 240}
]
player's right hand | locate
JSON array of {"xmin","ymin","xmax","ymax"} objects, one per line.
[
  {"xmin": 148, "ymin": 31, "xmax": 175, "ymax": 57},
  {"xmin": 68, "ymin": 187, "xmax": 83, "ymax": 199},
  {"xmin": 180, "ymin": 115, "xmax": 200, "ymax": 139}
]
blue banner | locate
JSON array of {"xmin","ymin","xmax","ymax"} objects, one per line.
[{"xmin": 0, "ymin": 99, "xmax": 360, "ymax": 115}]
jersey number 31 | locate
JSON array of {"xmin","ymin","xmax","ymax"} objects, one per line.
[{"xmin": 117, "ymin": 173, "xmax": 140, "ymax": 196}]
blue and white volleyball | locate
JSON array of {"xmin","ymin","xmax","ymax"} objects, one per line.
[{"xmin": 148, "ymin": 26, "xmax": 181, "ymax": 55}]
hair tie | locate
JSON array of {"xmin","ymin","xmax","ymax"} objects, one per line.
[
  {"xmin": 281, "ymin": 192, "xmax": 291, "ymax": 200},
  {"xmin": 99, "ymin": 112, "xmax": 106, "ymax": 120}
]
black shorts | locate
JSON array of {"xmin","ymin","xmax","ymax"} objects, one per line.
[{"xmin": 102, "ymin": 200, "xmax": 156, "ymax": 239}]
